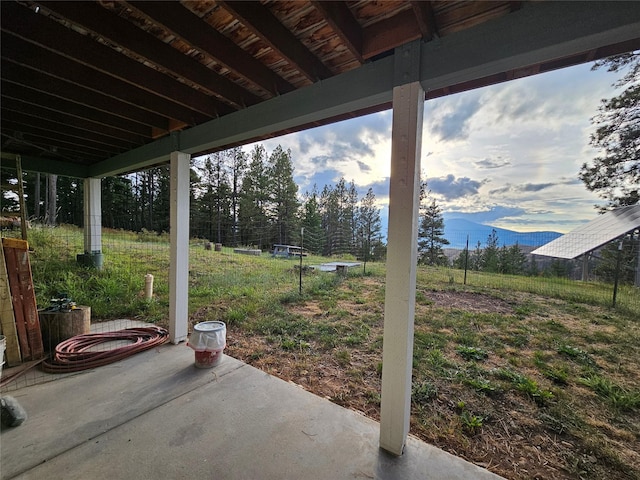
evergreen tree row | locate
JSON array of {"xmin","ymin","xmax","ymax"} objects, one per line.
[
  {"xmin": 2, "ymin": 145, "xmax": 385, "ymax": 260},
  {"xmin": 452, "ymin": 230, "xmax": 528, "ymax": 275}
]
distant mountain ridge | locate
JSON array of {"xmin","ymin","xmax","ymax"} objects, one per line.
[{"xmin": 443, "ymin": 218, "xmax": 562, "ymax": 250}]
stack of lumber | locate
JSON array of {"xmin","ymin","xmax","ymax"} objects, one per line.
[{"xmin": 0, "ymin": 238, "xmax": 43, "ymax": 365}]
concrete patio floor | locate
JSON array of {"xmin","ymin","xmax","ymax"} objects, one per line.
[{"xmin": 1, "ymin": 342, "xmax": 503, "ymax": 480}]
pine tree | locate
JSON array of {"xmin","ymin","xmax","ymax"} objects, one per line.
[
  {"xmin": 418, "ymin": 198, "xmax": 450, "ymax": 266},
  {"xmin": 498, "ymin": 242, "xmax": 527, "ymax": 275},
  {"xmin": 135, "ymin": 170, "xmax": 157, "ymax": 231},
  {"xmin": 238, "ymin": 145, "xmax": 270, "ymax": 249},
  {"xmin": 334, "ymin": 177, "xmax": 351, "ymax": 255},
  {"xmin": 470, "ymin": 241, "xmax": 483, "ymax": 271},
  {"xmin": 579, "ymin": 52, "xmax": 639, "ymax": 208},
  {"xmin": 266, "ymin": 146, "xmax": 299, "ymax": 246},
  {"xmin": 101, "ymin": 176, "xmax": 135, "ymax": 229},
  {"xmin": 482, "ymin": 229, "xmax": 500, "ymax": 272},
  {"xmin": 527, "ymin": 255, "xmax": 540, "ymax": 277},
  {"xmin": 453, "ymin": 247, "xmax": 470, "ymax": 270},
  {"xmin": 357, "ymin": 188, "xmax": 382, "ymax": 271},
  {"xmin": 547, "ymin": 259, "xmax": 570, "ymax": 278},
  {"xmin": 229, "ymin": 147, "xmax": 247, "ymax": 247},
  {"xmin": 152, "ymin": 166, "xmax": 171, "ymax": 233},
  {"xmin": 593, "ymin": 235, "xmax": 637, "ymax": 284},
  {"xmin": 347, "ymin": 180, "xmax": 359, "ymax": 255},
  {"xmin": 319, "ymin": 183, "xmax": 339, "ymax": 256},
  {"xmin": 45, "ymin": 174, "xmax": 57, "ymax": 226},
  {"xmin": 300, "ymin": 187, "xmax": 325, "ymax": 254}
]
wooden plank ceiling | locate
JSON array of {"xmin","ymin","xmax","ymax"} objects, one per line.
[
  {"xmin": 0, "ymin": 0, "xmax": 518, "ymax": 170},
  {"xmin": 0, "ymin": 1, "xmax": 636, "ymax": 174}
]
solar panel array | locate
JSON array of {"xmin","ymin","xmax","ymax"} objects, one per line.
[{"xmin": 531, "ymin": 205, "xmax": 640, "ymax": 259}]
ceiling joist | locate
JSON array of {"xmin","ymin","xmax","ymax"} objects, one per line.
[
  {"xmin": 126, "ymin": 1, "xmax": 294, "ymax": 97},
  {"xmin": 312, "ymin": 1, "xmax": 364, "ymax": 64},
  {"xmin": 219, "ymin": 1, "xmax": 334, "ymax": 83},
  {"xmin": 37, "ymin": 1, "xmax": 259, "ymax": 109},
  {"xmin": 0, "ymin": 81, "xmax": 153, "ymax": 139}
]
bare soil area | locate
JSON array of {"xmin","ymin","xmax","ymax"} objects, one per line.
[{"xmin": 214, "ymin": 279, "xmax": 640, "ymax": 480}]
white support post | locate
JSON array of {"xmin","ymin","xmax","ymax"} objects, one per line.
[
  {"xmin": 83, "ymin": 177, "xmax": 103, "ymax": 269},
  {"xmin": 379, "ymin": 41, "xmax": 424, "ymax": 456},
  {"xmin": 169, "ymin": 151, "xmax": 190, "ymax": 344}
]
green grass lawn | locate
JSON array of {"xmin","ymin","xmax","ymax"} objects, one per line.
[{"xmin": 20, "ymin": 225, "xmax": 640, "ymax": 480}]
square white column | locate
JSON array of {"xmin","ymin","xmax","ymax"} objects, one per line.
[
  {"xmin": 379, "ymin": 80, "xmax": 424, "ymax": 455},
  {"xmin": 169, "ymin": 151, "xmax": 190, "ymax": 344},
  {"xmin": 83, "ymin": 177, "xmax": 102, "ymax": 255}
]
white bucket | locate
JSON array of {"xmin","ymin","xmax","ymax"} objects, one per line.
[{"xmin": 187, "ymin": 321, "xmax": 226, "ymax": 368}]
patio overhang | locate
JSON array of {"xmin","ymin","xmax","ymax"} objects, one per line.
[{"xmin": 3, "ymin": 2, "xmax": 639, "ymax": 178}]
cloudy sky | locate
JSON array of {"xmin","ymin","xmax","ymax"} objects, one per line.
[{"xmin": 244, "ymin": 61, "xmax": 623, "ymax": 235}]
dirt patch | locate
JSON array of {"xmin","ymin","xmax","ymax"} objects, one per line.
[
  {"xmin": 216, "ymin": 281, "xmax": 640, "ymax": 480},
  {"xmin": 425, "ymin": 290, "xmax": 514, "ymax": 314}
]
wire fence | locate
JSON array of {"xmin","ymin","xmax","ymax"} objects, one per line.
[{"xmin": 1, "ymin": 222, "xmax": 638, "ymax": 392}]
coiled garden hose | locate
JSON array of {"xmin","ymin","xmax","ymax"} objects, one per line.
[{"xmin": 42, "ymin": 326, "xmax": 169, "ymax": 373}]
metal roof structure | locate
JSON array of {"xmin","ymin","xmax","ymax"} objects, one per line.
[
  {"xmin": 531, "ymin": 205, "xmax": 640, "ymax": 259},
  {"xmin": 1, "ymin": 1, "xmax": 640, "ymax": 178}
]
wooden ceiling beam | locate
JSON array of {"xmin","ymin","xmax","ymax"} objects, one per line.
[
  {"xmin": 126, "ymin": 1, "xmax": 294, "ymax": 96},
  {"xmin": 362, "ymin": 9, "xmax": 422, "ymax": 60},
  {"xmin": 37, "ymin": 1, "xmax": 259, "ymax": 109},
  {"xmin": 1, "ymin": 35, "xmax": 207, "ymax": 127},
  {"xmin": 311, "ymin": 1, "xmax": 364, "ymax": 64},
  {"xmin": 0, "ymin": 135, "xmax": 103, "ymax": 166},
  {"xmin": 1, "ymin": 122, "xmax": 120, "ymax": 157},
  {"xmin": 1, "ymin": 98, "xmax": 145, "ymax": 145},
  {"xmin": 219, "ymin": 1, "xmax": 333, "ymax": 82},
  {"xmin": 1, "ymin": 108, "xmax": 139, "ymax": 151},
  {"xmin": 0, "ymin": 82, "xmax": 153, "ymax": 139},
  {"xmin": 410, "ymin": 1, "xmax": 439, "ymax": 41},
  {"xmin": 1, "ymin": 63, "xmax": 170, "ymax": 131},
  {"xmin": 0, "ymin": 3, "xmax": 230, "ymax": 119}
]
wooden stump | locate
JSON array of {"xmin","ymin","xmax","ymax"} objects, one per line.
[{"xmin": 39, "ymin": 306, "xmax": 91, "ymax": 352}]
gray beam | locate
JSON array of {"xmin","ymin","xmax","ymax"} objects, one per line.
[
  {"xmin": 1, "ymin": 152, "xmax": 90, "ymax": 178},
  {"xmin": 88, "ymin": 57, "xmax": 394, "ymax": 177},
  {"xmin": 70, "ymin": 1, "xmax": 640, "ymax": 177},
  {"xmin": 418, "ymin": 1, "xmax": 640, "ymax": 92}
]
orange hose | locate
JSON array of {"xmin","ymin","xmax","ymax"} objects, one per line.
[{"xmin": 42, "ymin": 326, "xmax": 169, "ymax": 373}]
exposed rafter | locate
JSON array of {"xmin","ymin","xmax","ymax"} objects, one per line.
[
  {"xmin": 1, "ymin": 81, "xmax": 153, "ymax": 138},
  {"xmin": 410, "ymin": 1, "xmax": 439, "ymax": 40},
  {"xmin": 0, "ymin": 2, "xmax": 230, "ymax": 119},
  {"xmin": 126, "ymin": 1, "xmax": 294, "ymax": 96},
  {"xmin": 1, "ymin": 108, "xmax": 137, "ymax": 150},
  {"xmin": 37, "ymin": 1, "xmax": 259, "ymax": 109},
  {"xmin": 312, "ymin": 1, "xmax": 364, "ymax": 63},
  {"xmin": 219, "ymin": 1, "xmax": 333, "ymax": 83},
  {"xmin": 362, "ymin": 9, "xmax": 422, "ymax": 59},
  {"xmin": 1, "ymin": 35, "xmax": 210, "ymax": 126},
  {"xmin": 1, "ymin": 97, "xmax": 145, "ymax": 145},
  {"xmin": 1, "ymin": 62, "xmax": 171, "ymax": 130}
]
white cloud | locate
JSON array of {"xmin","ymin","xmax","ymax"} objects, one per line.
[{"xmin": 241, "ymin": 61, "xmax": 620, "ymax": 233}]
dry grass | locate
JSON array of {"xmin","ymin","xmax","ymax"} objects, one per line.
[
  {"xmin": 26, "ymin": 227, "xmax": 639, "ymax": 479},
  {"xmin": 221, "ymin": 268, "xmax": 640, "ymax": 480}
]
